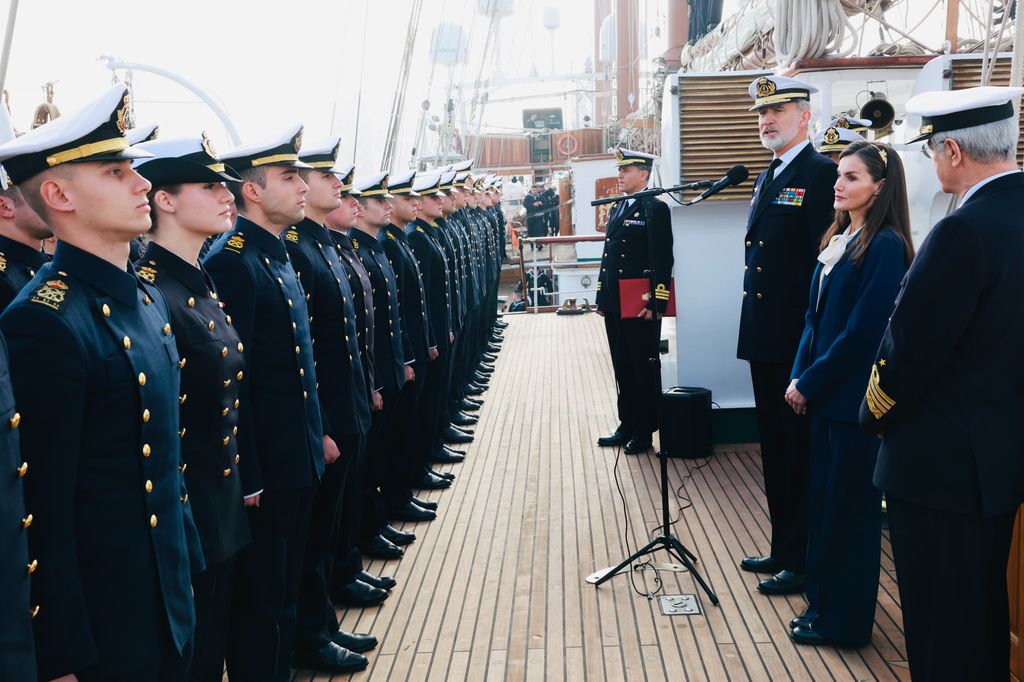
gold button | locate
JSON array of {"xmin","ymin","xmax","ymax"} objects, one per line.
[
  {"xmin": 26, "ymin": 559, "xmax": 37, "ymax": 575},
  {"xmin": 756, "ymin": 293, "xmax": 764, "ymax": 299},
  {"xmin": 299, "ymin": 368, "xmax": 305, "ymax": 377},
  {"xmin": 223, "ymin": 468, "xmax": 232, "ymax": 477},
  {"xmin": 237, "ymin": 342, "xmax": 244, "ymax": 352},
  {"xmin": 30, "ymin": 605, "xmax": 39, "ymax": 619},
  {"xmin": 181, "ymin": 494, "xmax": 189, "ymax": 504},
  {"xmin": 221, "ymin": 346, "xmax": 228, "ymax": 357},
  {"xmin": 138, "ymin": 372, "xmax": 147, "ymax": 386},
  {"xmin": 745, "ymin": 240, "xmax": 751, "ymax": 247},
  {"xmin": 179, "ymin": 394, "xmax": 187, "ymax": 405},
  {"xmin": 102, "ymin": 304, "xmax": 111, "ymax": 317},
  {"xmin": 142, "ymin": 444, "xmax": 151, "ymax": 457},
  {"xmin": 142, "ymin": 409, "xmax": 150, "ymax": 423},
  {"xmin": 295, "ymin": 346, "xmax": 300, "ymax": 355},
  {"xmin": 163, "ymin": 323, "xmax": 171, "ymax": 336},
  {"xmin": 145, "ymin": 480, "xmax": 153, "ymax": 493},
  {"xmin": 208, "ymin": 321, "xmax": 215, "ymax": 331},
  {"xmin": 756, "ymin": 266, "xmax": 763, "ymax": 273},
  {"xmin": 223, "ymin": 379, "xmax": 231, "ymax": 387},
  {"xmin": 21, "ymin": 514, "xmax": 32, "ymax": 529},
  {"xmin": 222, "ymin": 436, "xmax": 230, "ymax": 446},
  {"xmin": 123, "ymin": 336, "xmax": 131, "ymax": 349},
  {"xmin": 178, "ymin": 358, "xmax": 187, "ymax": 369},
  {"xmin": 232, "ymin": 426, "xmax": 238, "ymax": 435},
  {"xmin": 179, "ymin": 428, "xmax": 186, "ymax": 439},
  {"xmin": 150, "ymin": 515, "xmax": 158, "ymax": 528},
  {"xmin": 287, "ymin": 299, "xmax": 293, "ymax": 308},
  {"xmin": 17, "ymin": 461, "xmax": 27, "ymax": 477},
  {"xmin": 264, "ymin": 258, "xmax": 270, "ymax": 265},
  {"xmin": 234, "ymin": 399, "xmax": 240, "ymax": 408},
  {"xmin": 226, "ymin": 315, "xmax": 232, "ymax": 325},
  {"xmin": 277, "ymin": 277, "xmax": 284, "ymax": 285},
  {"xmin": 221, "ymin": 407, "xmax": 230, "ymax": 416},
  {"xmin": 180, "ymin": 463, "xmax": 188, "ymax": 473},
  {"xmin": 303, "ymin": 391, "xmax": 308, "ymax": 399},
  {"xmin": 234, "ymin": 454, "xmax": 240, "ymax": 464},
  {"xmin": 236, "ymin": 371, "xmax": 244, "ymax": 381},
  {"xmin": 292, "ymin": 322, "xmax": 297, "ymax": 331},
  {"xmin": 759, "ymin": 240, "xmax": 765, "ymax": 247},
  {"xmin": 187, "ymin": 297, "xmax": 195, "ymax": 308},
  {"xmin": 10, "ymin": 412, "xmax": 20, "ymax": 429},
  {"xmin": 742, "ymin": 291, "xmax": 748, "ymax": 297},
  {"xmin": 143, "ymin": 295, "xmax": 151, "ymax": 306}
]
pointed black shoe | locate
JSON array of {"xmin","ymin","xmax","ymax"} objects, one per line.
[
  {"xmin": 427, "ymin": 466, "xmax": 455, "ymax": 480},
  {"xmin": 458, "ymin": 398, "xmax": 482, "ymax": 412},
  {"xmin": 360, "ymin": 534, "xmax": 404, "ymax": 560},
  {"xmin": 390, "ymin": 500, "xmax": 437, "ymax": 522},
  {"xmin": 293, "ymin": 642, "xmax": 367, "ymax": 674},
  {"xmin": 380, "ymin": 525, "xmax": 416, "ymax": 547},
  {"xmin": 356, "ymin": 568, "xmax": 398, "ymax": 589},
  {"xmin": 441, "ymin": 445, "xmax": 467, "ymax": 457},
  {"xmin": 740, "ymin": 555, "xmax": 781, "ymax": 574},
  {"xmin": 331, "ymin": 629, "xmax": 378, "ymax": 654},
  {"xmin": 757, "ymin": 570, "xmax": 805, "ymax": 595},
  {"xmin": 481, "ymin": 353, "xmax": 498, "ymax": 362},
  {"xmin": 475, "ymin": 363, "xmax": 494, "ymax": 374},
  {"xmin": 332, "ymin": 579, "xmax": 388, "ymax": 607},
  {"xmin": 451, "ymin": 424, "xmax": 475, "ymax": 436},
  {"xmin": 431, "ymin": 448, "xmax": 465, "ymax": 464},
  {"xmin": 485, "ymin": 344, "xmax": 501, "ymax": 354},
  {"xmin": 597, "ymin": 430, "xmax": 629, "ymax": 447},
  {"xmin": 464, "ymin": 383, "xmax": 485, "ymax": 396},
  {"xmin": 451, "ymin": 410, "xmax": 478, "ymax": 426},
  {"xmin": 624, "ymin": 437, "xmax": 653, "ymax": 455},
  {"xmin": 442, "ymin": 425, "xmax": 474, "ymax": 444},
  {"xmin": 411, "ymin": 495, "xmax": 437, "ymax": 510},
  {"xmin": 789, "ymin": 615, "xmax": 813, "ymax": 630},
  {"xmin": 415, "ymin": 472, "xmax": 453, "ymax": 490},
  {"xmin": 789, "ymin": 626, "xmax": 849, "ymax": 647},
  {"xmin": 472, "ymin": 371, "xmax": 490, "ymax": 385}
]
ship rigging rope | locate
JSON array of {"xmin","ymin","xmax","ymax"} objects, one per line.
[{"xmin": 772, "ymin": 0, "xmax": 857, "ymax": 68}]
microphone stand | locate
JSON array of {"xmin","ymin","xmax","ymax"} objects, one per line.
[
  {"xmin": 589, "ymin": 196, "xmax": 720, "ymax": 608},
  {"xmin": 590, "ymin": 181, "xmax": 713, "ymax": 207}
]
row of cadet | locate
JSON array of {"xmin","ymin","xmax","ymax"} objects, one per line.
[{"xmin": 0, "ymin": 83, "xmax": 510, "ymax": 681}]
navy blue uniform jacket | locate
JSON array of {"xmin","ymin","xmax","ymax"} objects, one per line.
[
  {"xmin": 350, "ymin": 227, "xmax": 407, "ymax": 392},
  {"xmin": 204, "ymin": 217, "xmax": 324, "ymax": 495},
  {"xmin": 738, "ymin": 144, "xmax": 837, "ymax": 363},
  {"xmin": 409, "ymin": 218, "xmax": 453, "ymax": 350},
  {"xmin": 595, "ymin": 195, "xmax": 674, "ymax": 316},
  {"xmin": 861, "ymin": 172, "xmax": 1024, "ymax": 517},
  {"xmin": 0, "ymin": 235, "xmax": 48, "ymax": 312},
  {"xmin": 0, "ymin": 242, "xmax": 202, "ymax": 679},
  {"xmin": 384, "ymin": 223, "xmax": 433, "ymax": 364},
  {"xmin": 791, "ymin": 229, "xmax": 906, "ymax": 422}
]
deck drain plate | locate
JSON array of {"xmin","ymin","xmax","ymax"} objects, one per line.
[{"xmin": 658, "ymin": 594, "xmax": 702, "ymax": 616}]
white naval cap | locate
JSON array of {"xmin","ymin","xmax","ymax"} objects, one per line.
[
  {"xmin": 439, "ymin": 170, "xmax": 459, "ymax": 191},
  {"xmin": 814, "ymin": 125, "xmax": 865, "ymax": 153},
  {"xmin": 221, "ymin": 123, "xmax": 309, "ymax": 171},
  {"xmin": 388, "ymin": 169, "xmax": 419, "ymax": 196},
  {"xmin": 747, "ymin": 75, "xmax": 817, "ymax": 110},
  {"xmin": 354, "ymin": 171, "xmax": 392, "ymax": 198},
  {"xmin": 132, "ymin": 132, "xmax": 241, "ymax": 185},
  {"xmin": 335, "ymin": 163, "xmax": 359, "ymax": 194},
  {"xmin": 451, "ymin": 158, "xmax": 474, "ymax": 172},
  {"xmin": 299, "ymin": 135, "xmax": 348, "ymax": 174},
  {"xmin": 905, "ymin": 86, "xmax": 1024, "ymax": 143},
  {"xmin": 829, "ymin": 115, "xmax": 871, "ymax": 131},
  {"xmin": 0, "ymin": 102, "xmax": 15, "ymax": 189},
  {"xmin": 413, "ymin": 172, "xmax": 446, "ymax": 196},
  {"xmin": 0, "ymin": 84, "xmax": 151, "ymax": 185},
  {"xmin": 126, "ymin": 122, "xmax": 159, "ymax": 146}
]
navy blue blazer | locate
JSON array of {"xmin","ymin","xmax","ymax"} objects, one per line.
[
  {"xmin": 383, "ymin": 223, "xmax": 433, "ymax": 365},
  {"xmin": 409, "ymin": 218, "xmax": 453, "ymax": 351},
  {"xmin": 595, "ymin": 195, "xmax": 674, "ymax": 315},
  {"xmin": 861, "ymin": 171, "xmax": 1024, "ymax": 516},
  {"xmin": 738, "ymin": 144, "xmax": 837, "ymax": 364},
  {"xmin": 0, "ymin": 235, "xmax": 48, "ymax": 313},
  {"xmin": 350, "ymin": 227, "xmax": 407, "ymax": 393},
  {"xmin": 792, "ymin": 229, "xmax": 906, "ymax": 423}
]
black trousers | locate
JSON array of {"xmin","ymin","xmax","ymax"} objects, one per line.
[
  {"xmin": 887, "ymin": 497, "xmax": 1015, "ymax": 681},
  {"xmin": 331, "ymin": 434, "xmax": 368, "ymax": 589},
  {"xmin": 190, "ymin": 555, "xmax": 237, "ymax": 682},
  {"xmin": 416, "ymin": 351, "xmax": 447, "ymax": 466},
  {"xmin": 603, "ymin": 314, "xmax": 661, "ymax": 437},
  {"xmin": 81, "ymin": 629, "xmax": 192, "ymax": 682},
  {"xmin": 382, "ymin": 372, "xmax": 423, "ymax": 508},
  {"xmin": 360, "ymin": 388, "xmax": 396, "ymax": 545},
  {"xmin": 295, "ymin": 433, "xmax": 359, "ymax": 653},
  {"xmin": 749, "ymin": 361, "xmax": 809, "ymax": 572},
  {"xmin": 226, "ymin": 487, "xmax": 315, "ymax": 682}
]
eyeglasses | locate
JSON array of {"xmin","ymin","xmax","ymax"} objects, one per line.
[{"xmin": 921, "ymin": 141, "xmax": 938, "ymax": 159}]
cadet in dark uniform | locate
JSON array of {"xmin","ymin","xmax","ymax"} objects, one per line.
[
  {"xmin": 286, "ymin": 138, "xmax": 375, "ymax": 674},
  {"xmin": 0, "ymin": 181, "xmax": 51, "ymax": 312},
  {"xmin": 0, "ymin": 330, "xmax": 35, "ymax": 681},
  {"xmin": 522, "ymin": 182, "xmax": 546, "ymax": 248},
  {"xmin": 594, "ymin": 148, "xmax": 673, "ymax": 455},
  {"xmin": 860, "ymin": 86, "xmax": 1024, "ymax": 681},
  {"xmin": 736, "ymin": 76, "xmax": 837, "ymax": 596},
  {"xmin": 541, "ymin": 182, "xmax": 559, "ymax": 236},
  {"xmin": 203, "ymin": 125, "xmax": 325, "ymax": 681},
  {"xmin": 131, "ymin": 134, "xmax": 254, "ymax": 681},
  {"xmin": 0, "ymin": 85, "xmax": 203, "ymax": 681}
]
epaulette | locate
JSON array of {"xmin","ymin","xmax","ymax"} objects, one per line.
[
  {"xmin": 225, "ymin": 233, "xmax": 246, "ymax": 254},
  {"xmin": 0, "ymin": 253, "xmax": 6, "ymax": 272},
  {"xmin": 29, "ymin": 277, "xmax": 70, "ymax": 311},
  {"xmin": 137, "ymin": 261, "xmax": 159, "ymax": 284},
  {"xmin": 415, "ymin": 226, "xmax": 425, "ymax": 234},
  {"xmin": 386, "ymin": 231, "xmax": 397, "ymax": 241},
  {"xmin": 284, "ymin": 228, "xmax": 300, "ymax": 243}
]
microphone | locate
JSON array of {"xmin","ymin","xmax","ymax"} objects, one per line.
[
  {"xmin": 589, "ymin": 179, "xmax": 717, "ymax": 206},
  {"xmin": 685, "ymin": 165, "xmax": 749, "ymax": 205}
]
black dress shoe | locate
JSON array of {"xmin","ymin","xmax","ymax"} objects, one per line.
[
  {"xmin": 427, "ymin": 466, "xmax": 455, "ymax": 480},
  {"xmin": 481, "ymin": 353, "xmax": 497, "ymax": 362},
  {"xmin": 597, "ymin": 431, "xmax": 630, "ymax": 447},
  {"xmin": 293, "ymin": 642, "xmax": 368, "ymax": 674},
  {"xmin": 624, "ymin": 437, "xmax": 652, "ymax": 455},
  {"xmin": 451, "ymin": 423, "xmax": 475, "ymax": 435},
  {"xmin": 464, "ymin": 383, "xmax": 485, "ymax": 396},
  {"xmin": 431, "ymin": 449, "xmax": 465, "ymax": 464},
  {"xmin": 360, "ymin": 534, "xmax": 404, "ymax": 560},
  {"xmin": 475, "ymin": 363, "xmax": 494, "ymax": 374},
  {"xmin": 411, "ymin": 495, "xmax": 437, "ymax": 510},
  {"xmin": 485, "ymin": 344, "xmax": 501, "ymax": 353},
  {"xmin": 443, "ymin": 444, "xmax": 467, "ymax": 456},
  {"xmin": 789, "ymin": 616, "xmax": 812, "ymax": 630},
  {"xmin": 458, "ymin": 398, "xmax": 482, "ymax": 412},
  {"xmin": 332, "ymin": 579, "xmax": 389, "ymax": 607},
  {"xmin": 332, "ymin": 629, "xmax": 378, "ymax": 654},
  {"xmin": 739, "ymin": 555, "xmax": 781, "ymax": 574},
  {"xmin": 789, "ymin": 626, "xmax": 837, "ymax": 647},
  {"xmin": 415, "ymin": 472, "xmax": 452, "ymax": 490},
  {"xmin": 380, "ymin": 525, "xmax": 416, "ymax": 547},
  {"xmin": 451, "ymin": 410, "xmax": 478, "ymax": 426},
  {"xmin": 757, "ymin": 570, "xmax": 805, "ymax": 595},
  {"xmin": 356, "ymin": 568, "xmax": 398, "ymax": 589},
  {"xmin": 390, "ymin": 500, "xmax": 437, "ymax": 521},
  {"xmin": 442, "ymin": 425, "xmax": 474, "ymax": 444}
]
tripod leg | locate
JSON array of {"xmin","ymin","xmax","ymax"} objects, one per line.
[
  {"xmin": 666, "ymin": 537, "xmax": 719, "ymax": 605},
  {"xmin": 592, "ymin": 538, "xmax": 662, "ymax": 587}
]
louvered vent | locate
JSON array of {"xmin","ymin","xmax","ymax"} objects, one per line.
[
  {"xmin": 678, "ymin": 73, "xmax": 772, "ymax": 201},
  {"xmin": 950, "ymin": 58, "xmax": 1024, "ymax": 167}
]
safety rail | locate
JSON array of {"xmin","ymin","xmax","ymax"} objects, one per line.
[{"xmin": 516, "ymin": 234, "xmax": 605, "ymax": 314}]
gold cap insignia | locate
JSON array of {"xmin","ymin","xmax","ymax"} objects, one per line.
[
  {"xmin": 116, "ymin": 95, "xmax": 131, "ymax": 135},
  {"xmin": 201, "ymin": 131, "xmax": 217, "ymax": 159},
  {"xmin": 293, "ymin": 130, "xmax": 303, "ymax": 154},
  {"xmin": 835, "ymin": 116, "xmax": 851, "ymax": 129},
  {"xmin": 823, "ymin": 127, "xmax": 840, "ymax": 145},
  {"xmin": 614, "ymin": 148, "xmax": 625, "ymax": 162},
  {"xmin": 755, "ymin": 77, "xmax": 776, "ymax": 98},
  {"xmin": 381, "ymin": 177, "xmax": 389, "ymax": 192}
]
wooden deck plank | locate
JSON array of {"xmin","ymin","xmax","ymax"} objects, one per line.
[{"xmin": 294, "ymin": 314, "xmax": 906, "ymax": 681}]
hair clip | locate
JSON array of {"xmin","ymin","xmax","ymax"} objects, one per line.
[{"xmin": 873, "ymin": 144, "xmax": 888, "ymax": 165}]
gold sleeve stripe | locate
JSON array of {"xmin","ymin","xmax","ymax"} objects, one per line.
[{"xmin": 865, "ymin": 364, "xmax": 895, "ymax": 419}]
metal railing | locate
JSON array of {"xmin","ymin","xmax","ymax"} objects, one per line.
[{"xmin": 516, "ymin": 234, "xmax": 604, "ymax": 314}]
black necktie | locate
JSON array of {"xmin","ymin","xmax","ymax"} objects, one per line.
[{"xmin": 764, "ymin": 158, "xmax": 782, "ymax": 187}]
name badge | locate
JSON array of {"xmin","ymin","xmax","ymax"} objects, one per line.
[{"xmin": 772, "ymin": 187, "xmax": 805, "ymax": 206}]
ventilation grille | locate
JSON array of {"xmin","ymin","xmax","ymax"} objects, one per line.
[
  {"xmin": 678, "ymin": 73, "xmax": 771, "ymax": 201},
  {"xmin": 950, "ymin": 58, "xmax": 1024, "ymax": 167}
]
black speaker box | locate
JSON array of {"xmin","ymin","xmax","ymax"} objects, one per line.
[{"xmin": 659, "ymin": 386, "xmax": 713, "ymax": 459}]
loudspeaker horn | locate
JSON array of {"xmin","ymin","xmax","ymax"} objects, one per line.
[{"xmin": 860, "ymin": 92, "xmax": 895, "ymax": 130}]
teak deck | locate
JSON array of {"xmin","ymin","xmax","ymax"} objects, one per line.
[{"xmin": 291, "ymin": 313, "xmax": 908, "ymax": 681}]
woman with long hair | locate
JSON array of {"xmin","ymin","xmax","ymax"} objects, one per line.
[
  {"xmin": 132, "ymin": 135, "xmax": 252, "ymax": 681},
  {"xmin": 784, "ymin": 140, "xmax": 914, "ymax": 647}
]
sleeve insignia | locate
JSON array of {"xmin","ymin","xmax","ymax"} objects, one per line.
[
  {"xmin": 865, "ymin": 363, "xmax": 895, "ymax": 419},
  {"xmin": 226, "ymin": 234, "xmax": 246, "ymax": 253},
  {"xmin": 654, "ymin": 282, "xmax": 671, "ymax": 300},
  {"xmin": 30, "ymin": 279, "xmax": 69, "ymax": 310},
  {"xmin": 0, "ymin": 253, "xmax": 6, "ymax": 272},
  {"xmin": 284, "ymin": 229, "xmax": 300, "ymax": 243},
  {"xmin": 137, "ymin": 265, "xmax": 158, "ymax": 283}
]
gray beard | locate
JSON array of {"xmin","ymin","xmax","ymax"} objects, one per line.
[{"xmin": 760, "ymin": 127, "xmax": 797, "ymax": 152}]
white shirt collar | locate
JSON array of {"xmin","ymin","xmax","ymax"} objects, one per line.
[
  {"xmin": 958, "ymin": 169, "xmax": 1021, "ymax": 208},
  {"xmin": 773, "ymin": 139, "xmax": 809, "ymax": 175}
]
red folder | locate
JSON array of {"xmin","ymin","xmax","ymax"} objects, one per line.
[{"xmin": 619, "ymin": 277, "xmax": 676, "ymax": 318}]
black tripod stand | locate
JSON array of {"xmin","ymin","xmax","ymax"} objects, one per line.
[{"xmin": 590, "ymin": 199, "xmax": 719, "ymax": 607}]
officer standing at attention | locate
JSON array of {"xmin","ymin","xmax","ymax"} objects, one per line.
[
  {"xmin": 860, "ymin": 86, "xmax": 1024, "ymax": 681},
  {"xmin": 522, "ymin": 181, "xmax": 546, "ymax": 248},
  {"xmin": 737, "ymin": 76, "xmax": 837, "ymax": 596},
  {"xmin": 203, "ymin": 125, "xmax": 326, "ymax": 681},
  {"xmin": 0, "ymin": 178, "xmax": 51, "ymax": 312},
  {"xmin": 285, "ymin": 137, "xmax": 376, "ymax": 674},
  {"xmin": 130, "ymin": 134, "xmax": 253, "ymax": 682},
  {"xmin": 0, "ymin": 85, "xmax": 203, "ymax": 681},
  {"xmin": 594, "ymin": 148, "xmax": 673, "ymax": 456}
]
